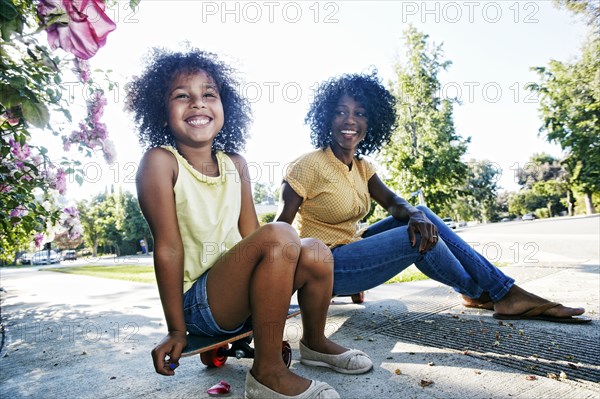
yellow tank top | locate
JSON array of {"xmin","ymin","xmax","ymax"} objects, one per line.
[{"xmin": 163, "ymin": 146, "xmax": 243, "ymax": 293}]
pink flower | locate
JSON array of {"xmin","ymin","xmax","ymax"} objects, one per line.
[
  {"xmin": 68, "ymin": 224, "xmax": 83, "ymax": 240},
  {"xmin": 9, "ymin": 138, "xmax": 31, "ymax": 161},
  {"xmin": 64, "ymin": 91, "xmax": 112, "ymax": 159},
  {"xmin": 37, "ymin": 0, "xmax": 117, "ymax": 60},
  {"xmin": 63, "ymin": 206, "xmax": 79, "ymax": 218},
  {"xmin": 34, "ymin": 233, "xmax": 45, "ymax": 248},
  {"xmin": 90, "ymin": 91, "xmax": 108, "ymax": 124},
  {"xmin": 55, "ymin": 168, "xmax": 67, "ymax": 194},
  {"xmin": 63, "ymin": 138, "xmax": 72, "ymax": 151},
  {"xmin": 61, "ymin": 207, "xmax": 83, "ymax": 239},
  {"xmin": 102, "ymin": 139, "xmax": 116, "ymax": 164},
  {"xmin": 74, "ymin": 57, "xmax": 91, "ymax": 82},
  {"xmin": 10, "ymin": 206, "xmax": 28, "ymax": 219},
  {"xmin": 2, "ymin": 109, "xmax": 20, "ymax": 126}
]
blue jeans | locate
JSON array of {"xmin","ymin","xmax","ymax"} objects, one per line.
[{"xmin": 331, "ymin": 206, "xmax": 514, "ymax": 302}]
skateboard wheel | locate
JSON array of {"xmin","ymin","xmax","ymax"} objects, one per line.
[
  {"xmin": 351, "ymin": 292, "xmax": 365, "ymax": 304},
  {"xmin": 200, "ymin": 344, "xmax": 229, "ymax": 367},
  {"xmin": 281, "ymin": 341, "xmax": 292, "ymax": 368}
]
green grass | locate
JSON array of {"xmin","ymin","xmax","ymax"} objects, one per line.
[
  {"xmin": 45, "ymin": 265, "xmax": 156, "ymax": 284},
  {"xmin": 46, "ymin": 261, "xmax": 507, "ymax": 285},
  {"xmin": 385, "ymin": 265, "xmax": 429, "ymax": 284},
  {"xmin": 385, "ymin": 261, "xmax": 507, "ymax": 284}
]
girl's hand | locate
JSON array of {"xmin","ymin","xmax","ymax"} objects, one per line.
[
  {"xmin": 151, "ymin": 331, "xmax": 187, "ymax": 376},
  {"xmin": 407, "ymin": 212, "xmax": 439, "ymax": 254}
]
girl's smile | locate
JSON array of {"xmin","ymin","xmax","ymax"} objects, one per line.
[{"xmin": 166, "ymin": 70, "xmax": 224, "ymax": 148}]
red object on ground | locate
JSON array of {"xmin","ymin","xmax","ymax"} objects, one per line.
[{"xmin": 207, "ymin": 380, "xmax": 231, "ymax": 397}]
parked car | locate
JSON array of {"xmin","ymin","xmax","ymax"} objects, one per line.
[
  {"xmin": 522, "ymin": 213, "xmax": 536, "ymax": 221},
  {"xmin": 442, "ymin": 217, "xmax": 457, "ymax": 229},
  {"xmin": 32, "ymin": 250, "xmax": 60, "ymax": 265},
  {"xmin": 19, "ymin": 252, "xmax": 33, "ymax": 265},
  {"xmin": 62, "ymin": 250, "xmax": 77, "ymax": 261}
]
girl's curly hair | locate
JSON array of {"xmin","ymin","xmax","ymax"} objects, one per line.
[
  {"xmin": 126, "ymin": 47, "xmax": 252, "ymax": 152},
  {"xmin": 305, "ymin": 71, "xmax": 397, "ymax": 156}
]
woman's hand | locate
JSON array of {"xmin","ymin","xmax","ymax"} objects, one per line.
[
  {"xmin": 368, "ymin": 174, "xmax": 439, "ymax": 253},
  {"xmin": 407, "ymin": 212, "xmax": 439, "ymax": 254},
  {"xmin": 151, "ymin": 331, "xmax": 187, "ymax": 376}
]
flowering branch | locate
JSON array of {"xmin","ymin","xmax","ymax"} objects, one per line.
[{"xmin": 0, "ymin": 0, "xmax": 123, "ymax": 262}]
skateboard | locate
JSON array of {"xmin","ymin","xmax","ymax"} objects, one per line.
[
  {"xmin": 350, "ymin": 292, "xmax": 365, "ymax": 304},
  {"xmin": 181, "ymin": 305, "xmax": 301, "ymax": 368},
  {"xmin": 337, "ymin": 292, "xmax": 365, "ymax": 304}
]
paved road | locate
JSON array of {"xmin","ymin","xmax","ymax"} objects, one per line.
[{"xmin": 456, "ymin": 214, "xmax": 599, "ymax": 266}]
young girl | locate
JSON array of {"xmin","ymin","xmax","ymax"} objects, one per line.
[
  {"xmin": 127, "ymin": 48, "xmax": 371, "ymax": 399},
  {"xmin": 277, "ymin": 72, "xmax": 588, "ymax": 324}
]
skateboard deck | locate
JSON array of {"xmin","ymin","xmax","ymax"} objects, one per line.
[{"xmin": 182, "ymin": 305, "xmax": 301, "ymax": 367}]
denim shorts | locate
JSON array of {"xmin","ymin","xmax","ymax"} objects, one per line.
[{"xmin": 183, "ymin": 271, "xmax": 245, "ymax": 336}]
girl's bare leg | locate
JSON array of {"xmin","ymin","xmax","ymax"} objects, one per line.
[
  {"xmin": 294, "ymin": 238, "xmax": 347, "ymax": 355},
  {"xmin": 206, "ymin": 222, "xmax": 311, "ymax": 396}
]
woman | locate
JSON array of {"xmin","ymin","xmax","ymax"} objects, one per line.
[{"xmin": 277, "ymin": 72, "xmax": 588, "ymax": 323}]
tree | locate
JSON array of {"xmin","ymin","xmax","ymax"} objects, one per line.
[
  {"xmin": 530, "ymin": 180, "xmax": 568, "ymax": 217},
  {"xmin": 456, "ymin": 160, "xmax": 501, "ymax": 223},
  {"xmin": 516, "ymin": 153, "xmax": 565, "ymax": 189},
  {"xmin": 253, "ymin": 182, "xmax": 278, "ymax": 205},
  {"xmin": 120, "ymin": 191, "xmax": 152, "ymax": 252},
  {"xmin": 494, "ymin": 191, "xmax": 511, "ymax": 219},
  {"xmin": 508, "ymin": 181, "xmax": 567, "ymax": 218},
  {"xmin": 382, "ymin": 26, "xmax": 470, "ymax": 215},
  {"xmin": 508, "ymin": 190, "xmax": 544, "ymax": 217},
  {"xmin": 552, "ymin": 0, "xmax": 600, "ymax": 27},
  {"xmin": 78, "ymin": 196, "xmax": 103, "ymax": 257},
  {"xmin": 527, "ymin": 14, "xmax": 599, "ymax": 214},
  {"xmin": 78, "ymin": 190, "xmax": 149, "ymax": 257},
  {"xmin": 253, "ymin": 182, "xmax": 270, "ymax": 204},
  {"xmin": 96, "ymin": 190, "xmax": 122, "ymax": 255},
  {"xmin": 515, "ymin": 153, "xmax": 574, "ymax": 215}
]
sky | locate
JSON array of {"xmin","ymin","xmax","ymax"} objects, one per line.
[{"xmin": 51, "ymin": 0, "xmax": 589, "ymax": 200}]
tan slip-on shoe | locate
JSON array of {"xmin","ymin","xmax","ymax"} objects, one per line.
[
  {"xmin": 299, "ymin": 341, "xmax": 373, "ymax": 374},
  {"xmin": 244, "ymin": 371, "xmax": 340, "ymax": 399}
]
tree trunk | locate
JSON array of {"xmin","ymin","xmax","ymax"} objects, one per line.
[
  {"xmin": 584, "ymin": 190, "xmax": 596, "ymax": 214},
  {"xmin": 567, "ymin": 190, "xmax": 573, "ymax": 216}
]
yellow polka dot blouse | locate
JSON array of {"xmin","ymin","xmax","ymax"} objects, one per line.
[{"xmin": 284, "ymin": 147, "xmax": 377, "ymax": 247}]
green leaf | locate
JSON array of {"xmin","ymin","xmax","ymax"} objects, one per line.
[
  {"xmin": 21, "ymin": 101, "xmax": 49, "ymax": 128},
  {"xmin": 0, "ymin": 0, "xmax": 19, "ymax": 21},
  {"xmin": 7, "ymin": 75, "xmax": 27, "ymax": 89},
  {"xmin": 0, "ymin": 83, "xmax": 21, "ymax": 108},
  {"xmin": 129, "ymin": 0, "xmax": 141, "ymax": 10},
  {"xmin": 61, "ymin": 108, "xmax": 72, "ymax": 122},
  {"xmin": 0, "ymin": 13, "xmax": 22, "ymax": 40}
]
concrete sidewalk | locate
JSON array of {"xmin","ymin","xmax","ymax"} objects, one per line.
[{"xmin": 1, "ymin": 261, "xmax": 599, "ymax": 398}]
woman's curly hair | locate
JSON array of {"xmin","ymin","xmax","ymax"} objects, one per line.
[
  {"xmin": 305, "ymin": 71, "xmax": 397, "ymax": 156},
  {"xmin": 126, "ymin": 47, "xmax": 252, "ymax": 153}
]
